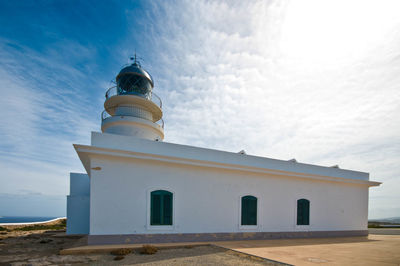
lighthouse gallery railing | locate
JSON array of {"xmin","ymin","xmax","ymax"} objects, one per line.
[{"xmin": 105, "ymin": 86, "xmax": 162, "ymax": 109}]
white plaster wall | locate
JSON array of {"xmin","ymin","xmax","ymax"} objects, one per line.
[
  {"xmin": 89, "ymin": 156, "xmax": 369, "ymax": 235},
  {"xmin": 67, "ymin": 173, "xmax": 90, "ymax": 234},
  {"xmin": 91, "ymin": 132, "xmax": 370, "ymax": 181}
]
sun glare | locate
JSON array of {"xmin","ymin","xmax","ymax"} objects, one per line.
[{"xmin": 280, "ymin": 0, "xmax": 400, "ymax": 64}]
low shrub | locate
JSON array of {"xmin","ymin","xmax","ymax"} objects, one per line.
[
  {"xmin": 14, "ymin": 224, "xmax": 64, "ymax": 231},
  {"xmin": 140, "ymin": 245, "xmax": 158, "ymax": 255},
  {"xmin": 8, "ymin": 219, "xmax": 67, "ymax": 232},
  {"xmin": 14, "ymin": 220, "xmax": 66, "ymax": 231},
  {"xmin": 110, "ymin": 248, "xmax": 132, "ymax": 256},
  {"xmin": 368, "ymin": 223, "xmax": 381, "ymax": 228}
]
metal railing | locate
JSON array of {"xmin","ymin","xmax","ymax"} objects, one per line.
[
  {"xmin": 151, "ymin": 93, "xmax": 162, "ymax": 108},
  {"xmin": 101, "ymin": 110, "xmax": 111, "ymax": 120},
  {"xmin": 155, "ymin": 118, "xmax": 165, "ymax": 129},
  {"xmin": 101, "ymin": 109, "xmax": 164, "ymax": 129},
  {"xmin": 105, "ymin": 86, "xmax": 162, "ymax": 109},
  {"xmin": 105, "ymin": 86, "xmax": 117, "ymax": 98}
]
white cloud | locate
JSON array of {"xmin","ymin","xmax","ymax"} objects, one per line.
[
  {"xmin": 1, "ymin": 0, "xmax": 399, "ymax": 219},
  {"xmin": 127, "ymin": 0, "xmax": 400, "ymax": 218},
  {"xmin": 0, "ymin": 39, "xmax": 101, "ymax": 200}
]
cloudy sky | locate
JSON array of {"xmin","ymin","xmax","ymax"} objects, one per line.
[{"xmin": 0, "ymin": 0, "xmax": 399, "ymax": 219}]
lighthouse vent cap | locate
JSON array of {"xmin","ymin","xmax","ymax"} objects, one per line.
[{"xmin": 116, "ymin": 63, "xmax": 154, "ymax": 99}]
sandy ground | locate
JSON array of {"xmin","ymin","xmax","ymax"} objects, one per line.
[{"xmin": 0, "ymin": 230, "xmax": 277, "ymax": 266}]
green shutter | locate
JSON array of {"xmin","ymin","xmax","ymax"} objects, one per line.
[
  {"xmin": 150, "ymin": 190, "xmax": 173, "ymax": 226},
  {"xmin": 296, "ymin": 200, "xmax": 302, "ymax": 225},
  {"xmin": 241, "ymin": 196, "xmax": 257, "ymax": 225},
  {"xmin": 241, "ymin": 197, "xmax": 247, "ymax": 225},
  {"xmin": 303, "ymin": 200, "xmax": 310, "ymax": 225},
  {"xmin": 151, "ymin": 194, "xmax": 161, "ymax": 225},
  {"xmin": 297, "ymin": 199, "xmax": 310, "ymax": 225},
  {"xmin": 163, "ymin": 193, "xmax": 173, "ymax": 225},
  {"xmin": 249, "ymin": 197, "xmax": 257, "ymax": 225}
]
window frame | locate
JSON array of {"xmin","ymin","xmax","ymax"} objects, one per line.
[
  {"xmin": 146, "ymin": 188, "xmax": 175, "ymax": 231},
  {"xmin": 238, "ymin": 194, "xmax": 260, "ymax": 230}
]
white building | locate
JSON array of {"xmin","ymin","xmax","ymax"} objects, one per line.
[{"xmin": 67, "ymin": 59, "xmax": 381, "ymax": 245}]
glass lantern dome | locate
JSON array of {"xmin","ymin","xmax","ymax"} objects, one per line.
[{"xmin": 115, "ymin": 62, "xmax": 154, "ymax": 99}]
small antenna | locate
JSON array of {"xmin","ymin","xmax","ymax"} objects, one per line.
[
  {"xmin": 129, "ymin": 54, "xmax": 136, "ymax": 63},
  {"xmin": 129, "ymin": 50, "xmax": 142, "ymax": 66}
]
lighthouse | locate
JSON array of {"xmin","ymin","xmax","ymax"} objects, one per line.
[
  {"xmin": 101, "ymin": 57, "xmax": 164, "ymax": 141},
  {"xmin": 67, "ymin": 58, "xmax": 380, "ymax": 244}
]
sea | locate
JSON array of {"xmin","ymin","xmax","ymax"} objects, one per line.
[{"xmin": 0, "ymin": 216, "xmax": 58, "ymax": 224}]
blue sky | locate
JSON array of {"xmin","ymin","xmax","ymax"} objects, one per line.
[{"xmin": 0, "ymin": 0, "xmax": 399, "ymax": 219}]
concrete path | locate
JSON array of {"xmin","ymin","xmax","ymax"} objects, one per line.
[{"xmin": 215, "ymin": 235, "xmax": 400, "ymax": 266}]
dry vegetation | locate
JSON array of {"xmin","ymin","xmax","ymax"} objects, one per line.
[
  {"xmin": 110, "ymin": 248, "xmax": 133, "ymax": 256},
  {"xmin": 0, "ymin": 220, "xmax": 278, "ymax": 265},
  {"xmin": 140, "ymin": 244, "xmax": 158, "ymax": 255},
  {"xmin": 0, "ymin": 218, "xmax": 66, "ymax": 232}
]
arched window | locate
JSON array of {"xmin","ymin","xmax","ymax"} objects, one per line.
[
  {"xmin": 241, "ymin": 195, "xmax": 257, "ymax": 226},
  {"xmin": 150, "ymin": 190, "xmax": 173, "ymax": 225},
  {"xmin": 297, "ymin": 199, "xmax": 310, "ymax": 225}
]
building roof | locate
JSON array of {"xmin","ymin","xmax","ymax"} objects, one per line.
[
  {"xmin": 74, "ymin": 132, "xmax": 380, "ymax": 187},
  {"xmin": 116, "ymin": 63, "xmax": 154, "ymax": 87}
]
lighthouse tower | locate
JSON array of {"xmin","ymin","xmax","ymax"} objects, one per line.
[{"xmin": 101, "ymin": 57, "xmax": 164, "ymax": 141}]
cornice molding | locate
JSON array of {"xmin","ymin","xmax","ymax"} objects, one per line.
[{"xmin": 74, "ymin": 144, "xmax": 381, "ymax": 187}]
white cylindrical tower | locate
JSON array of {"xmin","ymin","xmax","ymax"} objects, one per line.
[{"xmin": 101, "ymin": 59, "xmax": 164, "ymax": 140}]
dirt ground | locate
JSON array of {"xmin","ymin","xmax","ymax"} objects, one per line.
[
  {"xmin": 0, "ymin": 230, "xmax": 278, "ymax": 266},
  {"xmin": 3, "ymin": 223, "xmax": 398, "ymax": 266}
]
